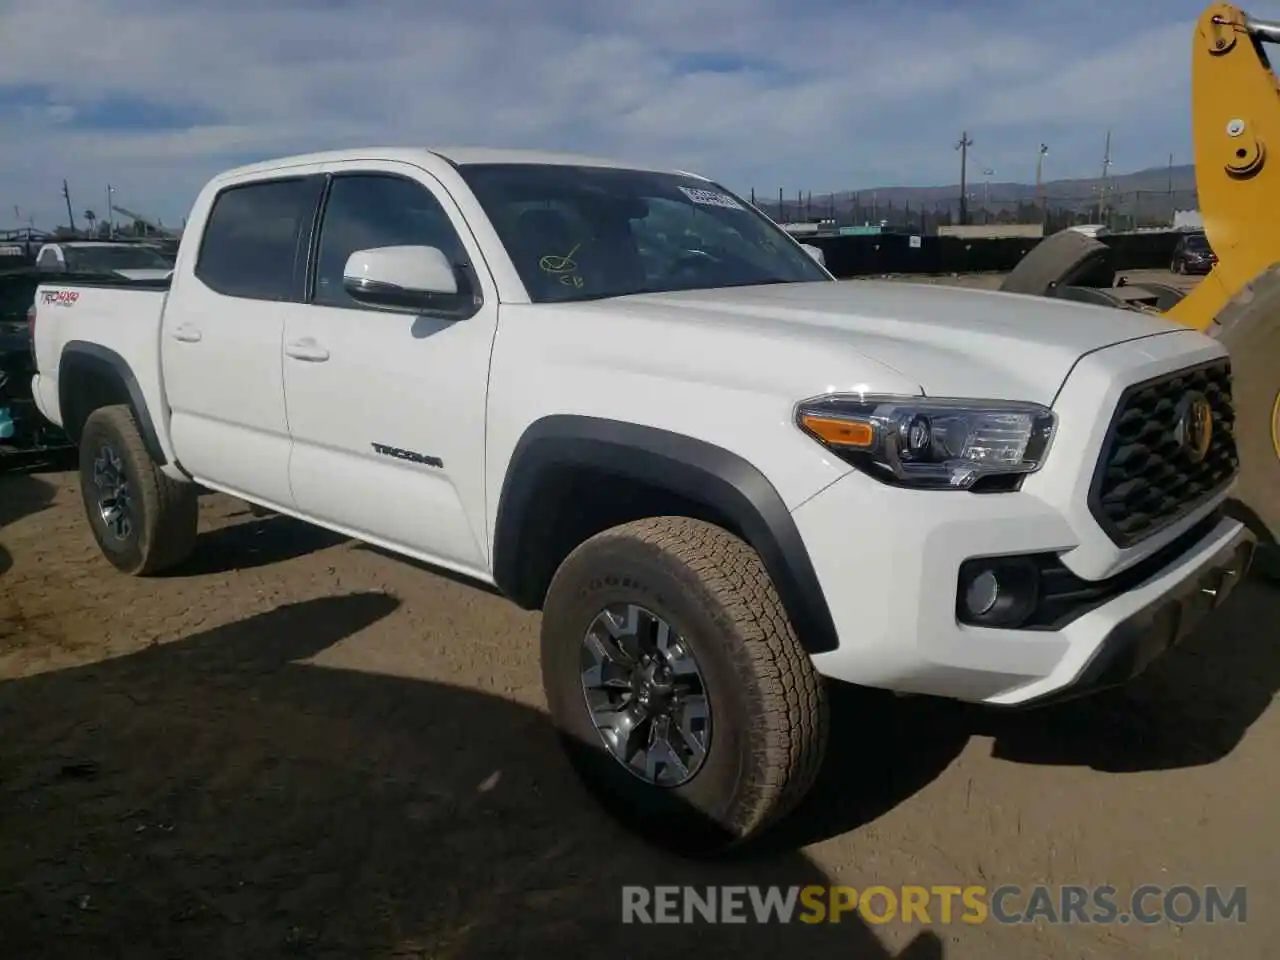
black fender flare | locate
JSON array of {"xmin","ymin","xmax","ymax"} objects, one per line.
[
  {"xmin": 58, "ymin": 340, "xmax": 167, "ymax": 465},
  {"xmin": 492, "ymin": 415, "xmax": 839, "ymax": 654}
]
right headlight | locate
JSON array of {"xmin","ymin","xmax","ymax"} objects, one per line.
[{"xmin": 795, "ymin": 393, "xmax": 1057, "ymax": 490}]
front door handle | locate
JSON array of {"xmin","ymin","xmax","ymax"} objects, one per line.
[
  {"xmin": 171, "ymin": 323, "xmax": 202, "ymax": 343},
  {"xmin": 284, "ymin": 338, "xmax": 330, "ymax": 362}
]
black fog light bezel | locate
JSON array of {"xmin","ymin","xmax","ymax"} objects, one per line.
[{"xmin": 956, "ymin": 556, "xmax": 1041, "ymax": 628}]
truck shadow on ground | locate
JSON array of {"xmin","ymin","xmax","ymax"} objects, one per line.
[
  {"xmin": 0, "ymin": 471, "xmax": 60, "ymax": 577},
  {"xmin": 0, "ymin": 471, "xmax": 59, "ymax": 529},
  {"xmin": 0, "ymin": 592, "xmax": 943, "ymax": 960},
  {"xmin": 974, "ymin": 574, "xmax": 1280, "ymax": 773},
  {"xmin": 162, "ymin": 513, "xmax": 349, "ymax": 577},
  {"xmin": 767, "ymin": 574, "xmax": 1280, "ymax": 850}
]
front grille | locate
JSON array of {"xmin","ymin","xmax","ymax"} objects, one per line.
[{"xmin": 1088, "ymin": 359, "xmax": 1238, "ymax": 547}]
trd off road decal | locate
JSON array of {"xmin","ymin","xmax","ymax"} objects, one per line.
[{"xmin": 41, "ymin": 290, "xmax": 80, "ymax": 307}]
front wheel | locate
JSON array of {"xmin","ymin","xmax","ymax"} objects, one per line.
[
  {"xmin": 540, "ymin": 516, "xmax": 829, "ymax": 855},
  {"xmin": 78, "ymin": 405, "xmax": 198, "ymax": 575}
]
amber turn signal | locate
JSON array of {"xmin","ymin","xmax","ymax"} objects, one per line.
[{"xmin": 798, "ymin": 414, "xmax": 875, "ymax": 448}]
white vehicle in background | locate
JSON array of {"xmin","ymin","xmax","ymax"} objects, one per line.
[
  {"xmin": 27, "ymin": 146, "xmax": 1256, "ymax": 854},
  {"xmin": 35, "ymin": 241, "xmax": 174, "ymax": 281}
]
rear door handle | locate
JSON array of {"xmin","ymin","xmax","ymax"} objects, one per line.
[
  {"xmin": 284, "ymin": 338, "xmax": 330, "ymax": 362},
  {"xmin": 171, "ymin": 323, "xmax": 202, "ymax": 343}
]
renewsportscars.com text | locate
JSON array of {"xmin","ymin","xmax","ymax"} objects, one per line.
[{"xmin": 621, "ymin": 884, "xmax": 1247, "ymax": 926}]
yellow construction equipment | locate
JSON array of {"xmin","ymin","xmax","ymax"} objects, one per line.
[{"xmin": 1002, "ymin": 3, "xmax": 1280, "ymax": 572}]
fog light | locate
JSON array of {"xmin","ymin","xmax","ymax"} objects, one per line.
[
  {"xmin": 964, "ymin": 569, "xmax": 999, "ymax": 616},
  {"xmin": 956, "ymin": 556, "xmax": 1041, "ymax": 628}
]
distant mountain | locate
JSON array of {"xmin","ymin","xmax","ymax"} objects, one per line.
[{"xmin": 758, "ymin": 164, "xmax": 1200, "ymax": 226}]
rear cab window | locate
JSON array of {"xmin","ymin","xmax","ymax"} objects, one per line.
[{"xmin": 195, "ymin": 177, "xmax": 325, "ymax": 301}]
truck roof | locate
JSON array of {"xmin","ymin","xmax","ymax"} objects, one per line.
[{"xmin": 212, "ymin": 147, "xmax": 705, "ymax": 183}]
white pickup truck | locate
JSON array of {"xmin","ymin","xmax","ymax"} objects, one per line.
[{"xmin": 29, "ymin": 147, "xmax": 1255, "ymax": 853}]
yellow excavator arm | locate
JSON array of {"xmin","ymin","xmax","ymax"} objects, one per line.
[{"xmin": 1167, "ymin": 3, "xmax": 1280, "ymax": 331}]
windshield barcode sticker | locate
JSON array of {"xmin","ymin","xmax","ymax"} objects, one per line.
[{"xmin": 678, "ymin": 186, "xmax": 744, "ymax": 210}]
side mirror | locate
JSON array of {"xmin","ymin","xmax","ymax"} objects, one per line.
[
  {"xmin": 801, "ymin": 243, "xmax": 826, "ymax": 267},
  {"xmin": 342, "ymin": 245, "xmax": 461, "ymax": 312}
]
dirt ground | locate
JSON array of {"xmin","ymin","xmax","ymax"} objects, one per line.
[{"xmin": 2, "ymin": 271, "xmax": 1276, "ymax": 958}]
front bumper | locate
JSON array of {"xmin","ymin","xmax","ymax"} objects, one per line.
[
  {"xmin": 1004, "ymin": 521, "xmax": 1253, "ymax": 708},
  {"xmin": 792, "ymin": 471, "xmax": 1254, "ymax": 707}
]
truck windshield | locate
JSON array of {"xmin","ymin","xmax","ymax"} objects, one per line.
[
  {"xmin": 457, "ymin": 163, "xmax": 831, "ymax": 303},
  {"xmin": 63, "ymin": 246, "xmax": 171, "ymax": 272}
]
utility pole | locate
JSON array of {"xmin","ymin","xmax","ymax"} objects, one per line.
[
  {"xmin": 1098, "ymin": 129, "xmax": 1112, "ymax": 223},
  {"xmin": 106, "ymin": 185, "xmax": 116, "ymax": 238},
  {"xmin": 955, "ymin": 131, "xmax": 973, "ymax": 225},
  {"xmin": 62, "ymin": 180, "xmax": 76, "ymax": 232},
  {"xmin": 1034, "ymin": 142, "xmax": 1044, "ymax": 208},
  {"xmin": 981, "ymin": 168, "xmax": 995, "ymax": 222}
]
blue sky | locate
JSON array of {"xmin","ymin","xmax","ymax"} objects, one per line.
[{"xmin": 1, "ymin": 0, "xmax": 1276, "ymax": 228}]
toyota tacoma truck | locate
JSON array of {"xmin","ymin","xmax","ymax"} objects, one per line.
[{"xmin": 28, "ymin": 148, "xmax": 1256, "ymax": 853}]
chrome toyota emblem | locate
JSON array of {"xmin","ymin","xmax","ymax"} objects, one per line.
[{"xmin": 1175, "ymin": 390, "xmax": 1214, "ymax": 463}]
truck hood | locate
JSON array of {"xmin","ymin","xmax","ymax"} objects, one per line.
[{"xmin": 607, "ymin": 280, "xmax": 1180, "ymax": 405}]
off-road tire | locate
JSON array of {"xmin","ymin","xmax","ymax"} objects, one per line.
[
  {"xmin": 540, "ymin": 516, "xmax": 829, "ymax": 856},
  {"xmin": 1208, "ymin": 264, "xmax": 1280, "ymax": 581},
  {"xmin": 1000, "ymin": 229, "xmax": 1115, "ymax": 297},
  {"xmin": 78, "ymin": 404, "xmax": 198, "ymax": 575}
]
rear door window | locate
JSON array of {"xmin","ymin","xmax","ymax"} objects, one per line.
[{"xmin": 195, "ymin": 177, "xmax": 324, "ymax": 301}]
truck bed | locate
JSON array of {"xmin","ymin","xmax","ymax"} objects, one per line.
[{"xmin": 29, "ymin": 280, "xmax": 171, "ymax": 439}]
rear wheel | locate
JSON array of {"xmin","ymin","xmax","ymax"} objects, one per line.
[
  {"xmin": 540, "ymin": 516, "xmax": 828, "ymax": 855},
  {"xmin": 78, "ymin": 405, "xmax": 198, "ymax": 575}
]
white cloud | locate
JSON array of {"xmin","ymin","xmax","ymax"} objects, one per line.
[{"xmin": 0, "ymin": 0, "xmax": 1250, "ymax": 227}]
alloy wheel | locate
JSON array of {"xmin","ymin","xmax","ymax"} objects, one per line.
[{"xmin": 579, "ymin": 603, "xmax": 711, "ymax": 787}]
